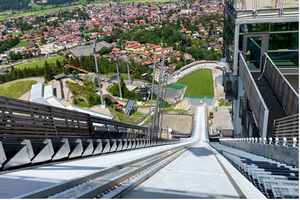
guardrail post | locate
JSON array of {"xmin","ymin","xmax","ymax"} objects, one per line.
[
  {"xmin": 292, "ymin": 138, "xmax": 297, "ymax": 148},
  {"xmin": 283, "ymin": 137, "xmax": 288, "ymax": 147},
  {"xmin": 269, "ymin": 137, "xmax": 273, "ymax": 145},
  {"xmin": 263, "ymin": 137, "xmax": 267, "ymax": 144},
  {"xmin": 275, "ymin": 137, "xmax": 279, "ymax": 146}
]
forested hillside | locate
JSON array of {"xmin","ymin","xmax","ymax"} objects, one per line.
[
  {"xmin": 35, "ymin": 0, "xmax": 78, "ymax": 5},
  {"xmin": 0, "ymin": 0, "xmax": 30, "ymax": 11}
]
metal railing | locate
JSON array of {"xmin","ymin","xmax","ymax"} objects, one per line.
[
  {"xmin": 239, "ymin": 53, "xmax": 269, "ymax": 138},
  {"xmin": 225, "ymin": 0, "xmax": 299, "ymax": 17},
  {"xmin": 171, "ymin": 115, "xmax": 194, "ymax": 138},
  {"xmin": 263, "ymin": 52, "xmax": 299, "ymax": 116},
  {"xmin": 274, "ymin": 114, "xmax": 299, "ymax": 144}
]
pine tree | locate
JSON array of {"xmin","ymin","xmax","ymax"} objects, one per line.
[{"xmin": 44, "ymin": 61, "xmax": 51, "ymax": 81}]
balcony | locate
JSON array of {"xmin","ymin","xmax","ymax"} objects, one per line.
[{"xmin": 225, "ymin": 0, "xmax": 299, "ymax": 18}]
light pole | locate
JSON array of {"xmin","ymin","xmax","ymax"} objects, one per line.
[
  {"xmin": 114, "ymin": 55, "xmax": 123, "ymax": 100},
  {"xmin": 92, "ymin": 41, "xmax": 105, "ymax": 108},
  {"xmin": 126, "ymin": 58, "xmax": 131, "ymax": 84},
  {"xmin": 184, "ymin": 52, "xmax": 186, "ymax": 66},
  {"xmin": 159, "ymin": 71, "xmax": 168, "ymax": 138},
  {"xmin": 151, "ymin": 58, "xmax": 165, "ymax": 140},
  {"xmin": 148, "ymin": 53, "xmax": 157, "ymax": 139}
]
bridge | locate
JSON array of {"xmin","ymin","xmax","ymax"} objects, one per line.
[{"xmin": 0, "ymin": 95, "xmax": 298, "ymax": 199}]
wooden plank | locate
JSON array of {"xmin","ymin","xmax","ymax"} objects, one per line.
[
  {"xmin": 274, "ymin": 129, "xmax": 299, "ymax": 134},
  {"xmin": 0, "ymin": 121, "xmax": 55, "ymax": 128},
  {"xmin": 0, "ymin": 106, "xmax": 53, "ymax": 116},
  {"xmin": 274, "ymin": 126, "xmax": 299, "ymax": 131},
  {"xmin": 274, "ymin": 114, "xmax": 298, "ymax": 122},
  {"xmin": 275, "ymin": 118, "xmax": 299, "ymax": 124}
]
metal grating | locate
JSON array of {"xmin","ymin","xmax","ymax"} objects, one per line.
[{"xmin": 210, "ymin": 142, "xmax": 299, "ymax": 199}]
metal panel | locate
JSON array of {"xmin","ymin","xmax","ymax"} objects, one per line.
[
  {"xmin": 102, "ymin": 139, "xmax": 110, "ymax": 154},
  {"xmin": 116, "ymin": 139, "xmax": 123, "ymax": 152},
  {"xmin": 109, "ymin": 139, "xmax": 117, "ymax": 152},
  {"xmin": 121, "ymin": 139, "xmax": 128, "ymax": 151},
  {"xmin": 52, "ymin": 138, "xmax": 71, "ymax": 161},
  {"xmin": 239, "ymin": 53, "xmax": 269, "ymax": 138},
  {"xmin": 69, "ymin": 139, "xmax": 83, "ymax": 159},
  {"xmin": 31, "ymin": 139, "xmax": 55, "ymax": 164},
  {"xmin": 3, "ymin": 140, "xmax": 33, "ymax": 169},
  {"xmin": 127, "ymin": 139, "xmax": 132, "ymax": 150},
  {"xmin": 145, "ymin": 139, "xmax": 150, "ymax": 147},
  {"xmin": 0, "ymin": 141, "xmax": 6, "ymax": 168},
  {"xmin": 131, "ymin": 139, "xmax": 136, "ymax": 149},
  {"xmin": 82, "ymin": 139, "xmax": 93, "ymax": 157},
  {"xmin": 92, "ymin": 139, "xmax": 103, "ymax": 155}
]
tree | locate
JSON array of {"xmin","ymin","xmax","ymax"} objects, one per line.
[
  {"xmin": 16, "ymin": 52, "xmax": 22, "ymax": 60},
  {"xmin": 44, "ymin": 61, "xmax": 52, "ymax": 81},
  {"xmin": 9, "ymin": 51, "xmax": 16, "ymax": 61},
  {"xmin": 41, "ymin": 37, "xmax": 46, "ymax": 44},
  {"xmin": 164, "ymin": 59, "xmax": 169, "ymax": 66},
  {"xmin": 42, "ymin": 27, "xmax": 47, "ymax": 32}
]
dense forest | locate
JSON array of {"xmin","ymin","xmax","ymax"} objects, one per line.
[
  {"xmin": 0, "ymin": 0, "xmax": 30, "ymax": 11},
  {"xmin": 0, "ymin": 58, "xmax": 69, "ymax": 85},
  {"xmin": 35, "ymin": 0, "xmax": 77, "ymax": 6},
  {"xmin": 0, "ymin": 37, "xmax": 20, "ymax": 53}
]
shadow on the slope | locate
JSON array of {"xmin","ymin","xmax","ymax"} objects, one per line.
[
  {"xmin": 188, "ymin": 147, "xmax": 214, "ymax": 157},
  {"xmin": 33, "ymin": 165, "xmax": 105, "ymax": 171}
]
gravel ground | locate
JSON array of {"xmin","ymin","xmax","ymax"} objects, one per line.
[
  {"xmin": 174, "ymin": 99, "xmax": 190, "ymax": 110},
  {"xmin": 161, "ymin": 114, "xmax": 193, "ymax": 133}
]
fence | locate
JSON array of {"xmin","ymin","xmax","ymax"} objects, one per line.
[
  {"xmin": 0, "ymin": 95, "xmax": 147, "ymax": 139},
  {"xmin": 225, "ymin": 0, "xmax": 298, "ymax": 17},
  {"xmin": 239, "ymin": 53, "xmax": 269, "ymax": 138},
  {"xmin": 263, "ymin": 53, "xmax": 299, "ymax": 116},
  {"xmin": 274, "ymin": 114, "xmax": 299, "ymax": 145}
]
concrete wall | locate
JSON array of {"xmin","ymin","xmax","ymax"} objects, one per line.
[{"xmin": 233, "ymin": 76, "xmax": 244, "ymax": 137}]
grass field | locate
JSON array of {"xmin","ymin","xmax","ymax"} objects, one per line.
[
  {"xmin": 10, "ymin": 32, "xmax": 23, "ymax": 36},
  {"xmin": 15, "ymin": 56, "xmax": 64, "ymax": 69},
  {"xmin": 167, "ymin": 82, "xmax": 188, "ymax": 89},
  {"xmin": 0, "ymin": 80, "xmax": 37, "ymax": 98},
  {"xmin": 13, "ymin": 41, "xmax": 29, "ymax": 48},
  {"xmin": 177, "ymin": 69, "xmax": 214, "ymax": 98},
  {"xmin": 109, "ymin": 108, "xmax": 145, "ymax": 124}
]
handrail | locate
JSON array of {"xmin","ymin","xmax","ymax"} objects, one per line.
[
  {"xmin": 238, "ymin": 53, "xmax": 269, "ymax": 138},
  {"xmin": 263, "ymin": 52, "xmax": 299, "ymax": 116},
  {"xmin": 225, "ymin": 0, "xmax": 299, "ymax": 17}
]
